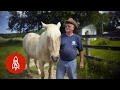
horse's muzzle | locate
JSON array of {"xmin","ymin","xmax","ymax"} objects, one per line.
[{"xmin": 51, "ymin": 56, "xmax": 59, "ymax": 62}]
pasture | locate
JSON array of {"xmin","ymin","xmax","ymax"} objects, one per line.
[
  {"xmin": 0, "ymin": 37, "xmax": 45, "ymax": 79},
  {"xmin": 0, "ymin": 37, "xmax": 120, "ymax": 79}
]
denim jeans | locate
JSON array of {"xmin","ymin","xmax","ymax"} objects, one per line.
[{"xmin": 56, "ymin": 59, "xmax": 77, "ymax": 79}]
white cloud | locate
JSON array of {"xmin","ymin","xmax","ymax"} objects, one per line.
[
  {"xmin": 6, "ymin": 30, "xmax": 17, "ymax": 33},
  {"xmin": 17, "ymin": 11, "xmax": 22, "ymax": 15},
  {"xmin": 99, "ymin": 11, "xmax": 104, "ymax": 14},
  {"xmin": 17, "ymin": 11, "xmax": 27, "ymax": 17},
  {"xmin": 0, "ymin": 11, "xmax": 11, "ymax": 19},
  {"xmin": 0, "ymin": 11, "xmax": 6, "ymax": 16},
  {"xmin": 0, "ymin": 11, "xmax": 9, "ymax": 15},
  {"xmin": 5, "ymin": 16, "xmax": 9, "ymax": 19},
  {"xmin": 99, "ymin": 11, "xmax": 109, "ymax": 14}
]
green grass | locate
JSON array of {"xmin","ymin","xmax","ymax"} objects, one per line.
[
  {"xmin": 0, "ymin": 37, "xmax": 26, "ymax": 79},
  {"xmin": 78, "ymin": 38, "xmax": 120, "ymax": 79},
  {"xmin": 86, "ymin": 38, "xmax": 120, "ymax": 61},
  {"xmin": 0, "ymin": 37, "xmax": 47, "ymax": 79},
  {"xmin": 0, "ymin": 37, "xmax": 120, "ymax": 79}
]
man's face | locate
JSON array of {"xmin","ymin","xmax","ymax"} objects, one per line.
[{"xmin": 65, "ymin": 23, "xmax": 75, "ymax": 33}]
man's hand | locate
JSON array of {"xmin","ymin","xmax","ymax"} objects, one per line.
[{"xmin": 79, "ymin": 61, "xmax": 84, "ymax": 69}]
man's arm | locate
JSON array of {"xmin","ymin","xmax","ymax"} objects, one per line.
[{"xmin": 79, "ymin": 51, "xmax": 84, "ymax": 69}]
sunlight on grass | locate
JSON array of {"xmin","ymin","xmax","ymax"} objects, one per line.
[
  {"xmin": 78, "ymin": 38, "xmax": 120, "ymax": 79},
  {"xmin": 0, "ymin": 38, "xmax": 25, "ymax": 79},
  {"xmin": 90, "ymin": 49, "xmax": 120, "ymax": 61},
  {"xmin": 0, "ymin": 37, "xmax": 120, "ymax": 79}
]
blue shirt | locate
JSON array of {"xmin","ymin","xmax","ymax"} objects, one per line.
[{"xmin": 60, "ymin": 33, "xmax": 84, "ymax": 61}]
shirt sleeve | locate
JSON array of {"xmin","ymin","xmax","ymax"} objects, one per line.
[{"xmin": 77, "ymin": 35, "xmax": 84, "ymax": 51}]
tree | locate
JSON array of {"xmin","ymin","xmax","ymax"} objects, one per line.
[{"xmin": 7, "ymin": 11, "xmax": 117, "ymax": 35}]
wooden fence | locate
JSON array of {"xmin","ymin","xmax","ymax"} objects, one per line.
[{"xmin": 77, "ymin": 31, "xmax": 120, "ymax": 62}]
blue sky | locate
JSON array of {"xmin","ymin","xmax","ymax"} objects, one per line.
[
  {"xmin": 0, "ymin": 11, "xmax": 16, "ymax": 34},
  {"xmin": 0, "ymin": 11, "xmax": 109, "ymax": 34}
]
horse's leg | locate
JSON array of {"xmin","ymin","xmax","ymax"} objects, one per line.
[
  {"xmin": 48, "ymin": 61, "xmax": 53, "ymax": 79},
  {"xmin": 39, "ymin": 60, "xmax": 45, "ymax": 79},
  {"xmin": 34, "ymin": 59, "xmax": 41, "ymax": 75},
  {"xmin": 26, "ymin": 54, "xmax": 30, "ymax": 74}
]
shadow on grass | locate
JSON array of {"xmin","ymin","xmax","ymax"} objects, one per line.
[
  {"xmin": 6, "ymin": 69, "xmax": 40, "ymax": 79},
  {"xmin": 0, "ymin": 39, "xmax": 22, "ymax": 47},
  {"xmin": 6, "ymin": 65, "xmax": 41, "ymax": 79},
  {"xmin": 6, "ymin": 70, "xmax": 33, "ymax": 79}
]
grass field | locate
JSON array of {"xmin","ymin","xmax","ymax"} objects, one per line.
[
  {"xmin": 77, "ymin": 38, "xmax": 120, "ymax": 79},
  {"xmin": 0, "ymin": 37, "xmax": 120, "ymax": 79},
  {"xmin": 0, "ymin": 37, "xmax": 26, "ymax": 78}
]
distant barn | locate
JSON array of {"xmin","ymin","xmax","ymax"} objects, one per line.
[{"xmin": 78, "ymin": 24, "xmax": 97, "ymax": 40}]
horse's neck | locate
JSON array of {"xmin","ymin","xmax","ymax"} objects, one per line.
[{"xmin": 39, "ymin": 31, "xmax": 48, "ymax": 47}]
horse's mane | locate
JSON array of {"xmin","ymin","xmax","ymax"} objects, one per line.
[
  {"xmin": 39, "ymin": 23, "xmax": 61, "ymax": 49},
  {"xmin": 46, "ymin": 24, "xmax": 61, "ymax": 39}
]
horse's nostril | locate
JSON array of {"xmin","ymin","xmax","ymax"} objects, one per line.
[
  {"xmin": 56, "ymin": 56, "xmax": 59, "ymax": 60},
  {"xmin": 51, "ymin": 56, "xmax": 53, "ymax": 60},
  {"xmin": 51, "ymin": 56, "xmax": 59, "ymax": 62}
]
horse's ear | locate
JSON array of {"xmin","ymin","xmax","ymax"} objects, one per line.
[
  {"xmin": 57, "ymin": 22, "xmax": 61, "ymax": 29},
  {"xmin": 41, "ymin": 21, "xmax": 48, "ymax": 29}
]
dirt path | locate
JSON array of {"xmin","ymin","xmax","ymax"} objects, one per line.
[{"xmin": 25, "ymin": 59, "xmax": 68, "ymax": 79}]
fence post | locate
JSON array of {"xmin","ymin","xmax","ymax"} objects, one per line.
[{"xmin": 85, "ymin": 31, "xmax": 90, "ymax": 56}]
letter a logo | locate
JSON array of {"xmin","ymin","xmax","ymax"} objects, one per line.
[{"xmin": 6, "ymin": 52, "xmax": 26, "ymax": 74}]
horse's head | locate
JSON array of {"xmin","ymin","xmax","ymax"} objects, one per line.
[{"xmin": 41, "ymin": 21, "xmax": 61, "ymax": 62}]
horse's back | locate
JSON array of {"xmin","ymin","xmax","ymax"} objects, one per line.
[
  {"xmin": 23, "ymin": 33, "xmax": 40, "ymax": 39},
  {"xmin": 23, "ymin": 33, "xmax": 40, "ymax": 58},
  {"xmin": 23, "ymin": 32, "xmax": 40, "ymax": 46}
]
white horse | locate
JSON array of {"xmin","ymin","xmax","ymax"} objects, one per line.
[{"xmin": 22, "ymin": 21, "xmax": 61, "ymax": 79}]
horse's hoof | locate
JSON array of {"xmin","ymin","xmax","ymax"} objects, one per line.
[{"xmin": 37, "ymin": 69, "xmax": 41, "ymax": 75}]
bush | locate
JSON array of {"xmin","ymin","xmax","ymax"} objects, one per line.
[{"xmin": 97, "ymin": 38, "xmax": 110, "ymax": 45}]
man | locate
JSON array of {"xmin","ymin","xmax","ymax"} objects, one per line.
[{"xmin": 56, "ymin": 18, "xmax": 84, "ymax": 79}]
